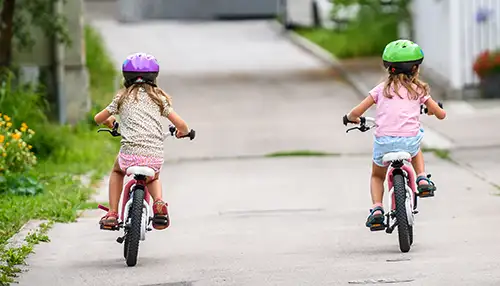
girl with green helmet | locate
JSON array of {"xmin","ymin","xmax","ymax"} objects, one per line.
[{"xmin": 343, "ymin": 39, "xmax": 446, "ymax": 230}]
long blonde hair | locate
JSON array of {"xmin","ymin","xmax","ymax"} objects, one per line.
[
  {"xmin": 116, "ymin": 83, "xmax": 172, "ymax": 114},
  {"xmin": 383, "ymin": 69, "xmax": 429, "ymax": 100}
]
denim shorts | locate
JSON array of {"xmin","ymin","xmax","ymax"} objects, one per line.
[{"xmin": 373, "ymin": 128, "xmax": 424, "ymax": 167}]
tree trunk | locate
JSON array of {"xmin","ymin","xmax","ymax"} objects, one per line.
[{"xmin": 0, "ymin": 0, "xmax": 16, "ymax": 67}]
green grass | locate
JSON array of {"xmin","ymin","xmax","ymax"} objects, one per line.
[
  {"xmin": 0, "ymin": 221, "xmax": 53, "ymax": 285},
  {"xmin": 293, "ymin": 11, "xmax": 398, "ymax": 59},
  {"xmin": 0, "ymin": 24, "xmax": 119, "ymax": 284},
  {"xmin": 422, "ymin": 148, "xmax": 451, "ymax": 160},
  {"xmin": 266, "ymin": 150, "xmax": 339, "ymax": 157}
]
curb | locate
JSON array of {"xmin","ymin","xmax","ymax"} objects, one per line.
[
  {"xmin": 4, "ymin": 219, "xmax": 48, "ymax": 250},
  {"xmin": 278, "ymin": 23, "xmax": 455, "ymax": 151}
]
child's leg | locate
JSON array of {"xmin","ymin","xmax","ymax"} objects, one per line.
[
  {"xmin": 411, "ymin": 150, "xmax": 427, "ymax": 185},
  {"xmin": 100, "ymin": 158, "xmax": 125, "ymax": 226},
  {"xmin": 147, "ymin": 173, "xmax": 162, "ymax": 201},
  {"xmin": 147, "ymin": 174, "xmax": 170, "ymax": 230},
  {"xmin": 370, "ymin": 162, "xmax": 388, "ymax": 213},
  {"xmin": 411, "ymin": 149, "xmax": 437, "ymax": 195}
]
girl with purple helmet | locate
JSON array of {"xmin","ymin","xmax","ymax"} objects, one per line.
[{"xmin": 94, "ymin": 52, "xmax": 191, "ymax": 230}]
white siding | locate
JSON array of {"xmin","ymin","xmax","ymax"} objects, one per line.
[
  {"xmin": 413, "ymin": 0, "xmax": 451, "ymax": 86},
  {"xmin": 413, "ymin": 0, "xmax": 500, "ymax": 89},
  {"xmin": 460, "ymin": 0, "xmax": 500, "ymax": 87}
]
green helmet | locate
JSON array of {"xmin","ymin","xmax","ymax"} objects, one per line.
[{"xmin": 382, "ymin": 39, "xmax": 424, "ymax": 74}]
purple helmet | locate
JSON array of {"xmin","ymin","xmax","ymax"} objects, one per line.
[{"xmin": 122, "ymin": 52, "xmax": 160, "ymax": 87}]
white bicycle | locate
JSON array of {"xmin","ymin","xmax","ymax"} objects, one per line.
[{"xmin": 97, "ymin": 122, "xmax": 195, "ymax": 266}]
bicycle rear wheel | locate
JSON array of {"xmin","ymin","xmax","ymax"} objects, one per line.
[
  {"xmin": 125, "ymin": 187, "xmax": 145, "ymax": 266},
  {"xmin": 393, "ymin": 173, "xmax": 411, "ymax": 253}
]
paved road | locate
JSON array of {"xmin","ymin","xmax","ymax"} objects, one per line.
[{"xmin": 16, "ymin": 7, "xmax": 500, "ymax": 286}]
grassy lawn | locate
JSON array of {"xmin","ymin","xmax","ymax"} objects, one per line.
[
  {"xmin": 293, "ymin": 13, "xmax": 398, "ymax": 59},
  {"xmin": 0, "ymin": 24, "xmax": 119, "ymax": 284}
]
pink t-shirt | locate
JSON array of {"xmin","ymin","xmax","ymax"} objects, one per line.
[{"xmin": 369, "ymin": 82, "xmax": 430, "ymax": 137}]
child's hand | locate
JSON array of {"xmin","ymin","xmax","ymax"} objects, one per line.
[
  {"xmin": 103, "ymin": 116, "xmax": 116, "ymax": 128},
  {"xmin": 347, "ymin": 114, "xmax": 360, "ymax": 124},
  {"xmin": 175, "ymin": 130, "xmax": 189, "ymax": 138}
]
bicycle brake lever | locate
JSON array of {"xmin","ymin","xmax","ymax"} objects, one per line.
[
  {"xmin": 97, "ymin": 128, "xmax": 112, "ymax": 134},
  {"xmin": 346, "ymin": 126, "xmax": 360, "ymax": 133}
]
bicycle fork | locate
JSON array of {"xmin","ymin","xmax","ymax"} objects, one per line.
[
  {"xmin": 385, "ymin": 167, "xmax": 418, "ymax": 234},
  {"xmin": 116, "ymin": 187, "xmax": 153, "ymax": 244}
]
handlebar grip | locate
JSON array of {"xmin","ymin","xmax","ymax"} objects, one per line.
[
  {"xmin": 180, "ymin": 129, "xmax": 195, "ymax": 140},
  {"xmin": 343, "ymin": 114, "xmax": 360, "ymax": 126}
]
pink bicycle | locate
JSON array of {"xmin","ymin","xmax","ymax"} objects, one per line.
[
  {"xmin": 343, "ymin": 103, "xmax": 441, "ymax": 253},
  {"xmin": 97, "ymin": 122, "xmax": 195, "ymax": 266}
]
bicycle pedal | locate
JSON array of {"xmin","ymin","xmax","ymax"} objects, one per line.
[
  {"xmin": 418, "ymin": 190, "xmax": 435, "ymax": 198},
  {"xmin": 370, "ymin": 223, "xmax": 386, "ymax": 231},
  {"xmin": 152, "ymin": 216, "xmax": 169, "ymax": 226},
  {"xmin": 100, "ymin": 224, "xmax": 119, "ymax": 231}
]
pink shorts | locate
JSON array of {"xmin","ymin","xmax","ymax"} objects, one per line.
[{"xmin": 118, "ymin": 153, "xmax": 163, "ymax": 174}]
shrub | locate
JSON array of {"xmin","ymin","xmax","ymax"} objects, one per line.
[
  {"xmin": 0, "ymin": 114, "xmax": 42, "ymax": 196},
  {"xmin": 473, "ymin": 49, "xmax": 500, "ymax": 79},
  {"xmin": 0, "ymin": 115, "xmax": 37, "ymax": 173}
]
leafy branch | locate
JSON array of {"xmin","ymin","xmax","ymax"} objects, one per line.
[{"xmin": 0, "ymin": 0, "xmax": 71, "ymax": 66}]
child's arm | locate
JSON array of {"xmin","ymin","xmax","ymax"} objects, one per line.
[
  {"xmin": 424, "ymin": 98, "xmax": 446, "ymax": 120},
  {"xmin": 94, "ymin": 109, "xmax": 116, "ymax": 128},
  {"xmin": 95, "ymin": 93, "xmax": 120, "ymax": 128},
  {"xmin": 346, "ymin": 95, "xmax": 376, "ymax": 123},
  {"xmin": 166, "ymin": 111, "xmax": 190, "ymax": 138}
]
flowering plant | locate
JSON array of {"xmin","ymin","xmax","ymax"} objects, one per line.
[
  {"xmin": 473, "ymin": 49, "xmax": 500, "ymax": 79},
  {"xmin": 0, "ymin": 113, "xmax": 37, "ymax": 174}
]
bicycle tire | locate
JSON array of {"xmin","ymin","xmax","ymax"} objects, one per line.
[
  {"xmin": 125, "ymin": 187, "xmax": 145, "ymax": 266},
  {"xmin": 394, "ymin": 173, "xmax": 411, "ymax": 253}
]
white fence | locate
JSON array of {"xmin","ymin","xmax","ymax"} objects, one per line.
[{"xmin": 413, "ymin": 0, "xmax": 500, "ymax": 90}]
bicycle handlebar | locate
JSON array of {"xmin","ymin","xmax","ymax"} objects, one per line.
[
  {"xmin": 343, "ymin": 102, "xmax": 443, "ymax": 133},
  {"xmin": 98, "ymin": 122, "xmax": 196, "ymax": 140}
]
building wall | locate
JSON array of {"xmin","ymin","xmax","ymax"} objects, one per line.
[
  {"xmin": 118, "ymin": 0, "xmax": 278, "ymax": 22},
  {"xmin": 413, "ymin": 0, "xmax": 500, "ymax": 91},
  {"xmin": 412, "ymin": 0, "xmax": 452, "ymax": 87}
]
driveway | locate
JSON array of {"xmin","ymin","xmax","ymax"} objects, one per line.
[{"xmin": 15, "ymin": 7, "xmax": 500, "ymax": 286}]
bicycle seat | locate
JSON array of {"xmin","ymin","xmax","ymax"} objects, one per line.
[
  {"xmin": 382, "ymin": 152, "xmax": 412, "ymax": 163},
  {"xmin": 126, "ymin": 166, "xmax": 155, "ymax": 177}
]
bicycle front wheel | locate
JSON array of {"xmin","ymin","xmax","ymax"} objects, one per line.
[
  {"xmin": 393, "ymin": 173, "xmax": 411, "ymax": 253},
  {"xmin": 125, "ymin": 187, "xmax": 145, "ymax": 267}
]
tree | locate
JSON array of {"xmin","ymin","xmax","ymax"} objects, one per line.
[{"xmin": 0, "ymin": 0, "xmax": 71, "ymax": 67}]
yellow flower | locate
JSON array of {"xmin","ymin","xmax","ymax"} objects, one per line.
[
  {"xmin": 0, "ymin": 135, "xmax": 4, "ymax": 143},
  {"xmin": 11, "ymin": 133, "xmax": 21, "ymax": 140},
  {"xmin": 21, "ymin": 122, "xmax": 27, "ymax": 128},
  {"xmin": 20, "ymin": 126, "xmax": 27, "ymax": 132},
  {"xmin": 6, "ymin": 142, "xmax": 9, "ymax": 146},
  {"xmin": 3, "ymin": 115, "xmax": 10, "ymax": 121},
  {"xmin": 28, "ymin": 145, "xmax": 32, "ymax": 149},
  {"xmin": 6, "ymin": 122, "xmax": 12, "ymax": 128},
  {"xmin": 2, "ymin": 153, "xmax": 6, "ymax": 157}
]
